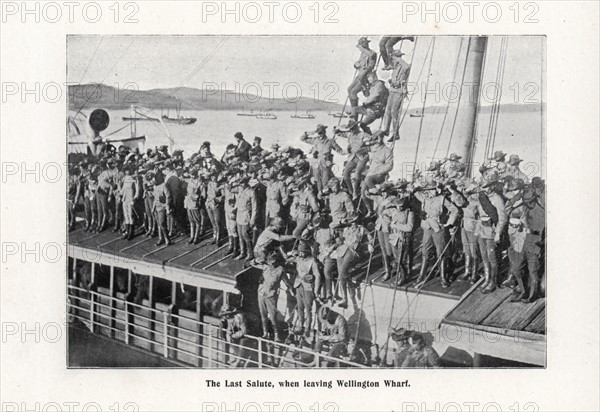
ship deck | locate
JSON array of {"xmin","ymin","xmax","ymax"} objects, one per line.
[
  {"xmin": 440, "ymin": 283, "xmax": 546, "ymax": 366},
  {"xmin": 68, "ymin": 224, "xmax": 473, "ymax": 300}
]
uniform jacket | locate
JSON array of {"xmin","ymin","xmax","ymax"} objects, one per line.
[
  {"xmin": 300, "ymin": 134, "xmax": 342, "ymax": 159},
  {"xmin": 354, "ymin": 48, "xmax": 377, "ymax": 73},
  {"xmin": 235, "ymin": 139, "xmax": 252, "ymax": 160},
  {"xmin": 338, "ymin": 131, "xmax": 369, "ymax": 162},
  {"xmin": 363, "ymin": 80, "xmax": 389, "ymax": 113},
  {"xmin": 153, "ymin": 183, "xmax": 171, "ymax": 213},
  {"xmin": 293, "ymin": 257, "xmax": 320, "ymax": 289},
  {"xmin": 337, "ymin": 224, "xmax": 369, "ymax": 258},
  {"xmin": 184, "ymin": 178, "xmax": 201, "ymax": 210},
  {"xmin": 314, "ymin": 228, "xmax": 337, "ymax": 262},
  {"xmin": 367, "ymin": 144, "xmax": 394, "ymax": 176},
  {"xmin": 224, "ymin": 186, "xmax": 237, "ymax": 220},
  {"xmin": 475, "ymin": 192, "xmax": 507, "ymax": 239},
  {"xmin": 389, "ymin": 58, "xmax": 411, "ymax": 90},
  {"xmin": 266, "ymin": 180, "xmax": 289, "ymax": 217},
  {"xmin": 294, "ymin": 189, "xmax": 318, "ymax": 221},
  {"xmin": 236, "ymin": 187, "xmax": 258, "ymax": 226},
  {"xmin": 329, "ymin": 191, "xmax": 355, "ymax": 225},
  {"xmin": 323, "ymin": 313, "xmax": 349, "ymax": 344},
  {"xmin": 205, "ymin": 180, "xmax": 222, "ymax": 209},
  {"xmin": 389, "ymin": 209, "xmax": 415, "ymax": 246},
  {"xmin": 258, "ymin": 265, "xmax": 284, "ymax": 298},
  {"xmin": 415, "ymin": 192, "xmax": 459, "ymax": 232},
  {"xmin": 120, "ymin": 175, "xmax": 138, "ymax": 204}
]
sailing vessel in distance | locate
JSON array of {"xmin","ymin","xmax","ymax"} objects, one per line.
[
  {"xmin": 161, "ymin": 101, "xmax": 197, "ymax": 125},
  {"xmin": 237, "ymin": 107, "xmax": 257, "ymax": 117},
  {"xmin": 291, "ymin": 107, "xmax": 315, "ymax": 119},
  {"xmin": 256, "ymin": 109, "xmax": 277, "ymax": 120}
]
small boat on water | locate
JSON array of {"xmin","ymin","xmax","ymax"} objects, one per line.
[
  {"xmin": 256, "ymin": 110, "xmax": 277, "ymax": 120},
  {"xmin": 329, "ymin": 111, "xmax": 348, "ymax": 119},
  {"xmin": 161, "ymin": 102, "xmax": 197, "ymax": 125},
  {"xmin": 410, "ymin": 110, "xmax": 424, "ymax": 118},
  {"xmin": 237, "ymin": 107, "xmax": 257, "ymax": 117},
  {"xmin": 291, "ymin": 108, "xmax": 315, "ymax": 119}
]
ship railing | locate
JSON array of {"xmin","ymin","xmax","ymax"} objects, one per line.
[{"xmin": 67, "ymin": 285, "xmax": 367, "ymax": 368}]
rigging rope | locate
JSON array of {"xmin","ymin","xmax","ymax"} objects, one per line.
[
  {"xmin": 412, "ymin": 37, "xmax": 436, "ymax": 169},
  {"xmin": 483, "ymin": 36, "xmax": 507, "ymax": 160},
  {"xmin": 489, "ymin": 36, "xmax": 509, "ymax": 156},
  {"xmin": 77, "ymin": 38, "xmax": 104, "ymax": 85},
  {"xmin": 390, "ymin": 37, "xmax": 419, "ymax": 152},
  {"xmin": 431, "ymin": 37, "xmax": 464, "ymax": 160},
  {"xmin": 395, "ymin": 37, "xmax": 431, "ymax": 140},
  {"xmin": 74, "ymin": 39, "xmax": 135, "ymax": 119}
]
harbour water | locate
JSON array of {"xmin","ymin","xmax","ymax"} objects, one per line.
[{"xmin": 72, "ymin": 107, "xmax": 544, "ymax": 179}]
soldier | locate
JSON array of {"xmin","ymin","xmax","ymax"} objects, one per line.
[
  {"xmin": 485, "ymin": 150, "xmax": 508, "ymax": 179},
  {"xmin": 235, "ymin": 176, "xmax": 258, "ymax": 261},
  {"xmin": 184, "ymin": 169, "xmax": 203, "ymax": 244},
  {"xmin": 361, "ymin": 133, "xmax": 394, "ymax": 218},
  {"xmin": 505, "ymin": 154, "xmax": 530, "ymax": 183},
  {"xmin": 441, "ymin": 153, "xmax": 466, "ymax": 179},
  {"xmin": 249, "ymin": 136, "xmax": 266, "ymax": 157},
  {"xmin": 223, "ymin": 177, "xmax": 239, "ymax": 255},
  {"xmin": 120, "ymin": 164, "xmax": 139, "ymax": 241},
  {"xmin": 264, "ymin": 169, "xmax": 289, "ymax": 224},
  {"xmin": 351, "ymin": 72, "xmax": 389, "ymax": 134},
  {"xmin": 506, "ymin": 187, "xmax": 545, "ymax": 303},
  {"xmin": 219, "ymin": 304, "xmax": 260, "ymax": 368},
  {"xmin": 254, "ymin": 217, "xmax": 295, "ymax": 264},
  {"xmin": 400, "ymin": 332, "xmax": 441, "ymax": 368},
  {"xmin": 388, "ymin": 191, "xmax": 415, "ymax": 283},
  {"xmin": 313, "ymin": 215, "xmax": 338, "ymax": 303},
  {"xmin": 112, "ymin": 160, "xmax": 125, "ymax": 233},
  {"xmin": 258, "ymin": 251, "xmax": 293, "ymax": 342},
  {"xmin": 327, "ymin": 177, "xmax": 355, "ymax": 228},
  {"xmin": 366, "ymin": 183, "xmax": 396, "ymax": 280},
  {"xmin": 382, "ymin": 49, "xmax": 411, "ymax": 141},
  {"xmin": 475, "ymin": 175, "xmax": 508, "ymax": 293},
  {"xmin": 292, "ymin": 242, "xmax": 321, "ymax": 337},
  {"xmin": 95, "ymin": 160, "xmax": 114, "ymax": 232},
  {"xmin": 451, "ymin": 182, "xmax": 481, "ymax": 283},
  {"xmin": 347, "ymin": 37, "xmax": 377, "ymax": 116},
  {"xmin": 249, "ymin": 177, "xmax": 267, "ymax": 244},
  {"xmin": 291, "ymin": 176, "xmax": 319, "ymax": 240},
  {"xmin": 389, "ymin": 327, "xmax": 412, "ymax": 367},
  {"xmin": 335, "ymin": 213, "xmax": 374, "ymax": 308},
  {"xmin": 68, "ymin": 165, "xmax": 81, "ymax": 231},
  {"xmin": 163, "ymin": 162, "xmax": 183, "ymax": 237},
  {"xmin": 152, "ymin": 171, "xmax": 172, "ymax": 246},
  {"xmin": 234, "ymin": 132, "xmax": 252, "ymax": 161},
  {"xmin": 334, "ymin": 120, "xmax": 370, "ymax": 199},
  {"xmin": 205, "ymin": 171, "xmax": 224, "ymax": 246},
  {"xmin": 300, "ymin": 125, "xmax": 343, "ymax": 193},
  {"xmin": 314, "ymin": 306, "xmax": 349, "ymax": 366},
  {"xmin": 413, "ymin": 182, "xmax": 459, "ymax": 287},
  {"xmin": 143, "ymin": 170, "xmax": 157, "ymax": 237},
  {"xmin": 80, "ymin": 165, "xmax": 96, "ymax": 232}
]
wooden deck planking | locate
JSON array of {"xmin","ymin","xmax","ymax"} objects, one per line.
[
  {"xmin": 445, "ymin": 288, "xmax": 514, "ymax": 324},
  {"xmin": 523, "ymin": 309, "xmax": 546, "ymax": 335},
  {"xmin": 482, "ymin": 298, "xmax": 545, "ymax": 331}
]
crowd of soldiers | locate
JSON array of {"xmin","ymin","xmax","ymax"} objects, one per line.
[{"xmin": 67, "ymin": 36, "xmax": 546, "ymax": 367}]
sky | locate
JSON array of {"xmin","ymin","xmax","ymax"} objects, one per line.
[{"xmin": 67, "ymin": 35, "xmax": 544, "ymax": 106}]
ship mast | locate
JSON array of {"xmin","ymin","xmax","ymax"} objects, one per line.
[{"xmin": 451, "ymin": 36, "xmax": 487, "ymax": 176}]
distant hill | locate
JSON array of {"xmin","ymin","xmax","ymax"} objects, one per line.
[
  {"xmin": 69, "ymin": 83, "xmax": 543, "ymax": 115},
  {"xmin": 68, "ymin": 83, "xmax": 344, "ymax": 112}
]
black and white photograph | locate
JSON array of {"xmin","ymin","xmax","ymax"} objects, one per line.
[
  {"xmin": 2, "ymin": 1, "xmax": 599, "ymax": 410},
  {"xmin": 66, "ymin": 35, "xmax": 547, "ymax": 369}
]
